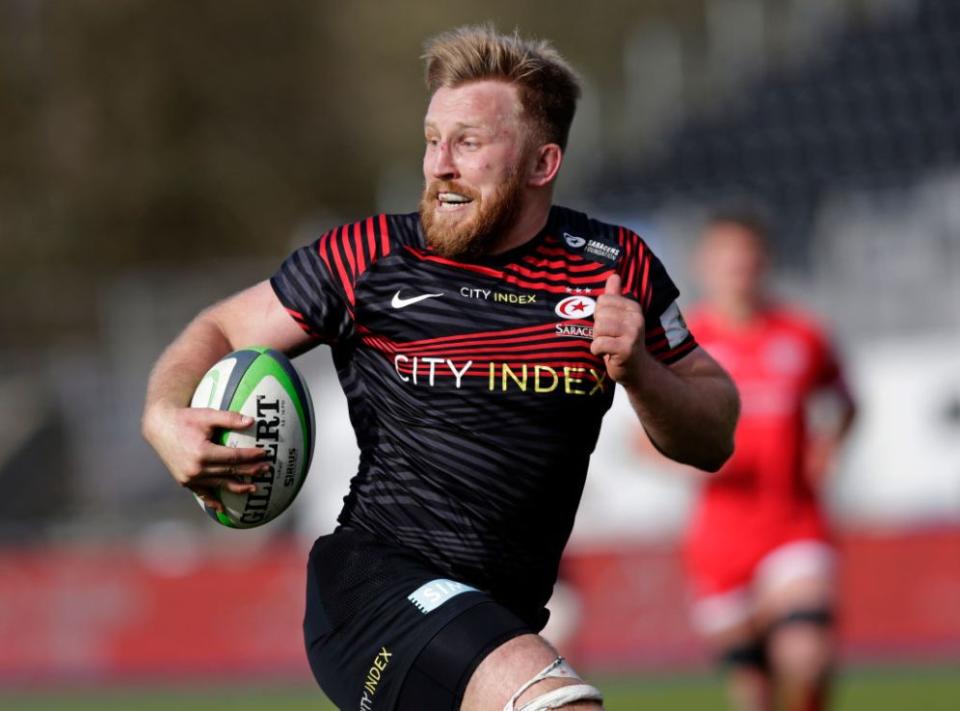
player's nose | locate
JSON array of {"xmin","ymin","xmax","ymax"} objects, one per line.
[{"xmin": 431, "ymin": 142, "xmax": 459, "ymax": 181}]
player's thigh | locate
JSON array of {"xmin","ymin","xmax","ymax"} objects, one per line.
[
  {"xmin": 690, "ymin": 582, "xmax": 767, "ymax": 677},
  {"xmin": 462, "ymin": 633, "xmax": 602, "ymax": 711},
  {"xmin": 766, "ymin": 619, "xmax": 834, "ymax": 683},
  {"xmin": 756, "ymin": 573, "xmax": 834, "ymax": 623},
  {"xmin": 753, "ymin": 544, "xmax": 837, "ymax": 678},
  {"xmin": 691, "ymin": 586, "xmax": 761, "ymax": 653},
  {"xmin": 757, "ymin": 574, "xmax": 836, "ymax": 679},
  {"xmin": 753, "ymin": 543, "xmax": 836, "ymax": 625}
]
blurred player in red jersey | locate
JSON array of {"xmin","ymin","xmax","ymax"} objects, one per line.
[{"xmin": 681, "ymin": 211, "xmax": 856, "ymax": 711}]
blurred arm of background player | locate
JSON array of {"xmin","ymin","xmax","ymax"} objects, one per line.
[
  {"xmin": 142, "ymin": 281, "xmax": 311, "ymax": 511},
  {"xmin": 592, "ymin": 274, "xmax": 739, "ymax": 473},
  {"xmin": 803, "ymin": 373, "xmax": 857, "ymax": 490}
]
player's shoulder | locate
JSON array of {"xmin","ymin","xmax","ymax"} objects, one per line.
[
  {"xmin": 323, "ymin": 212, "xmax": 422, "ymax": 246},
  {"xmin": 311, "ymin": 212, "xmax": 422, "ymax": 264},
  {"xmin": 381, "ymin": 212, "xmax": 425, "ymax": 248},
  {"xmin": 549, "ymin": 205, "xmax": 649, "ymax": 266}
]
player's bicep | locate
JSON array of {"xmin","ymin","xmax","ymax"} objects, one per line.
[
  {"xmin": 667, "ymin": 346, "xmax": 737, "ymax": 402},
  {"xmin": 668, "ymin": 346, "xmax": 741, "ymax": 432},
  {"xmin": 206, "ymin": 280, "xmax": 315, "ymax": 356}
]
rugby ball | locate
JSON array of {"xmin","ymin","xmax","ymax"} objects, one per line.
[{"xmin": 189, "ymin": 347, "xmax": 315, "ymax": 529}]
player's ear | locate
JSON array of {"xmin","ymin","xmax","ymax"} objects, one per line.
[{"xmin": 527, "ymin": 143, "xmax": 563, "ymax": 188}]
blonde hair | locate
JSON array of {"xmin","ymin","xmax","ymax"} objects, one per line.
[{"xmin": 423, "ymin": 24, "xmax": 581, "ymax": 149}]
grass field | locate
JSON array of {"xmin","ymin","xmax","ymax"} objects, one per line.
[{"xmin": 2, "ymin": 667, "xmax": 958, "ymax": 711}]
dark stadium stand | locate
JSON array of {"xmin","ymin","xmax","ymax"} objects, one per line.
[{"xmin": 595, "ymin": 0, "xmax": 960, "ymax": 265}]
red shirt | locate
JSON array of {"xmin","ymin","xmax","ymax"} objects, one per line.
[{"xmin": 683, "ymin": 304, "xmax": 843, "ymax": 594}]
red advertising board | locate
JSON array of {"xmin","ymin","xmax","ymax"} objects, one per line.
[{"xmin": 1, "ymin": 529, "xmax": 957, "ymax": 681}]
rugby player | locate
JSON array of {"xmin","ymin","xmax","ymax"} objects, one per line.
[
  {"xmin": 142, "ymin": 26, "xmax": 739, "ymax": 711},
  {"xmin": 681, "ymin": 212, "xmax": 857, "ymax": 711}
]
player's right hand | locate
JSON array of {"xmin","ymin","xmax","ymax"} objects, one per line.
[{"xmin": 142, "ymin": 404, "xmax": 268, "ymax": 511}]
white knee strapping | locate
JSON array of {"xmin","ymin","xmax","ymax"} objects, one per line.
[
  {"xmin": 517, "ymin": 684, "xmax": 604, "ymax": 710},
  {"xmin": 503, "ymin": 657, "xmax": 604, "ymax": 711}
]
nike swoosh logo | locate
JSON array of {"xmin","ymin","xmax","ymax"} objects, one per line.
[{"xmin": 391, "ymin": 290, "xmax": 443, "ymax": 309}]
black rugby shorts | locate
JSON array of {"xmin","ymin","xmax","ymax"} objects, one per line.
[{"xmin": 304, "ymin": 527, "xmax": 532, "ymax": 711}]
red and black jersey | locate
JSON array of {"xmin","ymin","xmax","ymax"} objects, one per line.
[{"xmin": 271, "ymin": 205, "xmax": 695, "ymax": 626}]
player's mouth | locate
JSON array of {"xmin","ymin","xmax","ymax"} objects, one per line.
[{"xmin": 436, "ymin": 192, "xmax": 475, "ymax": 212}]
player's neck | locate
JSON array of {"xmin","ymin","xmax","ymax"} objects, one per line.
[{"xmin": 487, "ymin": 191, "xmax": 552, "ymax": 255}]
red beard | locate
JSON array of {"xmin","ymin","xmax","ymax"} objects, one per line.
[{"xmin": 419, "ymin": 168, "xmax": 525, "ymax": 260}]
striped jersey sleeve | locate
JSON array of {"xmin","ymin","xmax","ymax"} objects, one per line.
[
  {"xmin": 616, "ymin": 228, "xmax": 697, "ymax": 365},
  {"xmin": 270, "ymin": 215, "xmax": 392, "ymax": 343}
]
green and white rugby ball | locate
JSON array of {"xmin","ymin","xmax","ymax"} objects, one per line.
[{"xmin": 190, "ymin": 347, "xmax": 315, "ymax": 528}]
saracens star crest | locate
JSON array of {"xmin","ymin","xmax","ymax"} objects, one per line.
[{"xmin": 555, "ymin": 295, "xmax": 596, "ymax": 319}]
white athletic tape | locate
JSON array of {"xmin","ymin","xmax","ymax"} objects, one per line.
[
  {"xmin": 518, "ymin": 684, "xmax": 604, "ymax": 710},
  {"xmin": 503, "ymin": 657, "xmax": 603, "ymax": 711}
]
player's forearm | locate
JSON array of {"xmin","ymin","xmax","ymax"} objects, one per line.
[
  {"xmin": 142, "ymin": 310, "xmax": 234, "ymax": 431},
  {"xmin": 623, "ymin": 358, "xmax": 739, "ymax": 472}
]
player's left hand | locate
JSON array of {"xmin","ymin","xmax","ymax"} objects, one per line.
[{"xmin": 590, "ymin": 273, "xmax": 653, "ymax": 387}]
